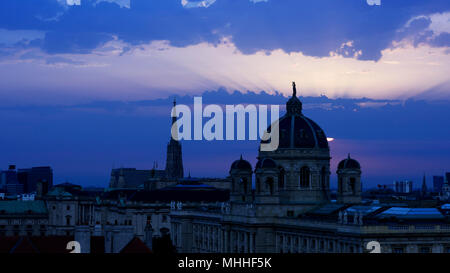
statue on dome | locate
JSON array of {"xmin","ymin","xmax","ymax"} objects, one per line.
[{"xmin": 292, "ymin": 81, "xmax": 297, "ymax": 97}]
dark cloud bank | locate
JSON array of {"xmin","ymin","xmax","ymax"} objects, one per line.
[{"xmin": 1, "ymin": 0, "xmax": 450, "ymax": 60}]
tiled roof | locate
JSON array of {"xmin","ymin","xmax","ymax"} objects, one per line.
[
  {"xmin": 120, "ymin": 237, "xmax": 151, "ymax": 253},
  {"xmin": 129, "ymin": 185, "xmax": 229, "ymax": 203},
  {"xmin": 0, "ymin": 200, "xmax": 48, "ymax": 214}
]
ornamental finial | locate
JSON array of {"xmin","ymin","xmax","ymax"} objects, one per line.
[{"xmin": 292, "ymin": 81, "xmax": 297, "ymax": 97}]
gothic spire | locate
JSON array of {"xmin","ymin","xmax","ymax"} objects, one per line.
[{"xmin": 171, "ymin": 97, "xmax": 179, "ymax": 142}]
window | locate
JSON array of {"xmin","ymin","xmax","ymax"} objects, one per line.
[
  {"xmin": 420, "ymin": 246, "xmax": 431, "ymax": 253},
  {"xmin": 162, "ymin": 215, "xmax": 168, "ymax": 223},
  {"xmin": 66, "ymin": 216, "xmax": 71, "ymax": 226},
  {"xmin": 67, "ymin": 205, "xmax": 71, "ymax": 211},
  {"xmin": 278, "ymin": 168, "xmax": 285, "ymax": 189},
  {"xmin": 240, "ymin": 178, "xmax": 248, "ymax": 194},
  {"xmin": 349, "ymin": 178, "xmax": 356, "ymax": 194},
  {"xmin": 300, "ymin": 166, "xmax": 310, "ymax": 188},
  {"xmin": 393, "ymin": 247, "xmax": 404, "ymax": 253},
  {"xmin": 266, "ymin": 177, "xmax": 274, "ymax": 194},
  {"xmin": 321, "ymin": 167, "xmax": 327, "ymax": 188},
  {"xmin": 287, "ymin": 210, "xmax": 294, "ymax": 217}
]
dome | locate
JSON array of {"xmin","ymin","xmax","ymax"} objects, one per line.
[
  {"xmin": 230, "ymin": 155, "xmax": 252, "ymax": 172},
  {"xmin": 255, "ymin": 157, "xmax": 277, "ymax": 169},
  {"xmin": 261, "ymin": 82, "xmax": 328, "ymax": 150},
  {"xmin": 338, "ymin": 154, "xmax": 361, "ymax": 170}
]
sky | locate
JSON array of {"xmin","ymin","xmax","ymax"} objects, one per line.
[{"xmin": 0, "ymin": 0, "xmax": 449, "ymax": 189}]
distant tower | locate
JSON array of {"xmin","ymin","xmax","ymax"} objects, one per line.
[
  {"xmin": 421, "ymin": 174, "xmax": 428, "ymax": 197},
  {"xmin": 337, "ymin": 154, "xmax": 362, "ymax": 204},
  {"xmin": 254, "ymin": 157, "xmax": 280, "ymax": 204},
  {"xmin": 229, "ymin": 155, "xmax": 253, "ymax": 203},
  {"xmin": 117, "ymin": 168, "xmax": 126, "ymax": 188},
  {"xmin": 165, "ymin": 99, "xmax": 184, "ymax": 180}
]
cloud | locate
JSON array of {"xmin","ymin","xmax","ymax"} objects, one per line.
[
  {"xmin": 1, "ymin": 35, "xmax": 449, "ymax": 105},
  {"xmin": 396, "ymin": 12, "xmax": 450, "ymax": 48},
  {"xmin": 0, "ymin": 0, "xmax": 449, "ymax": 61}
]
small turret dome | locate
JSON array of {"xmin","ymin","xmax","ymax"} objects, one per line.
[
  {"xmin": 230, "ymin": 155, "xmax": 252, "ymax": 172},
  {"xmin": 338, "ymin": 154, "xmax": 361, "ymax": 170}
]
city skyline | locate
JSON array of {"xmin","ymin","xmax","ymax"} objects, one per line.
[
  {"xmin": 0, "ymin": 0, "xmax": 449, "ymax": 189},
  {"xmin": 1, "ymin": 89, "xmax": 449, "ymax": 189}
]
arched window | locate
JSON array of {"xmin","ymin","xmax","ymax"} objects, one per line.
[
  {"xmin": 299, "ymin": 166, "xmax": 310, "ymax": 188},
  {"xmin": 256, "ymin": 178, "xmax": 261, "ymax": 193},
  {"xmin": 241, "ymin": 177, "xmax": 248, "ymax": 194},
  {"xmin": 349, "ymin": 177, "xmax": 356, "ymax": 194},
  {"xmin": 321, "ymin": 167, "xmax": 327, "ymax": 189},
  {"xmin": 266, "ymin": 177, "xmax": 274, "ymax": 195},
  {"xmin": 278, "ymin": 167, "xmax": 285, "ymax": 189}
]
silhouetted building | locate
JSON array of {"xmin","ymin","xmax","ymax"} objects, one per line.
[
  {"xmin": 394, "ymin": 180, "xmax": 413, "ymax": 194},
  {"xmin": 109, "ymin": 168, "xmax": 165, "ymax": 188},
  {"xmin": 1, "ymin": 165, "xmax": 24, "ymax": 195},
  {"xmin": 433, "ymin": 176, "xmax": 444, "ymax": 193},
  {"xmin": 421, "ymin": 175, "xmax": 428, "ymax": 197},
  {"xmin": 17, "ymin": 167, "xmax": 53, "ymax": 193},
  {"xmin": 108, "ymin": 100, "xmax": 184, "ymax": 189},
  {"xmin": 170, "ymin": 83, "xmax": 450, "ymax": 253}
]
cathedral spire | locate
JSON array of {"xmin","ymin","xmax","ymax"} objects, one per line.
[
  {"xmin": 171, "ymin": 97, "xmax": 178, "ymax": 142},
  {"xmin": 166, "ymin": 98, "xmax": 184, "ymax": 180},
  {"xmin": 422, "ymin": 173, "xmax": 427, "ymax": 196}
]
